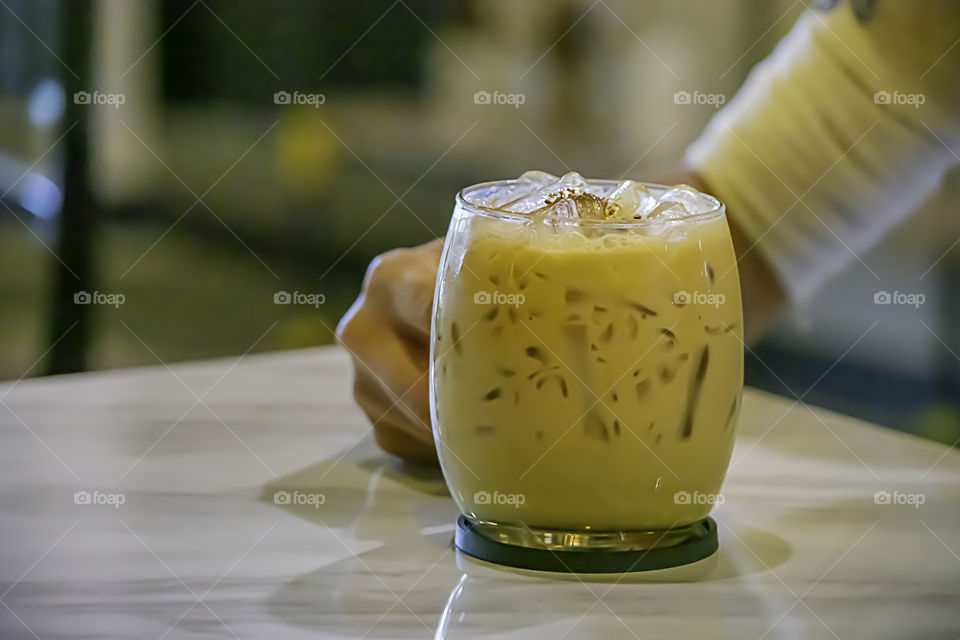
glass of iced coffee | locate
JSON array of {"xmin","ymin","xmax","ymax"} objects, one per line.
[{"xmin": 431, "ymin": 172, "xmax": 742, "ymax": 572}]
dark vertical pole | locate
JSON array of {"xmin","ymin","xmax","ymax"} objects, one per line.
[
  {"xmin": 946, "ymin": 254, "xmax": 960, "ymax": 401},
  {"xmin": 46, "ymin": 0, "xmax": 94, "ymax": 374}
]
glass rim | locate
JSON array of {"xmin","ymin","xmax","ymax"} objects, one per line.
[{"xmin": 455, "ymin": 178, "xmax": 725, "ymax": 228}]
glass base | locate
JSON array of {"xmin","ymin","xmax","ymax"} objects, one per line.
[{"xmin": 455, "ymin": 516, "xmax": 718, "ymax": 574}]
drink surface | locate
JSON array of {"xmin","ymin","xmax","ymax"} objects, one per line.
[{"xmin": 431, "ymin": 173, "xmax": 743, "ymax": 531}]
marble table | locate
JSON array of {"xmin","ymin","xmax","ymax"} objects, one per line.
[{"xmin": 0, "ymin": 346, "xmax": 957, "ymax": 639}]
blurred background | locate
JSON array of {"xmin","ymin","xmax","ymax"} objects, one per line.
[{"xmin": 1, "ymin": 0, "xmax": 957, "ymax": 445}]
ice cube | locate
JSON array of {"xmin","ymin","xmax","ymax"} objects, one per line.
[
  {"xmin": 646, "ymin": 201, "xmax": 689, "ymax": 220},
  {"xmin": 502, "ymin": 181, "xmax": 566, "ymax": 214},
  {"xmin": 502, "ymin": 171, "xmax": 602, "ymax": 218},
  {"xmin": 604, "ymin": 180, "xmax": 656, "ymax": 220},
  {"xmin": 570, "ymin": 192, "xmax": 606, "ymax": 220},
  {"xmin": 552, "ymin": 172, "xmax": 608, "ymax": 218},
  {"xmin": 659, "ymin": 185, "xmax": 716, "ymax": 215},
  {"xmin": 547, "ymin": 197, "xmax": 578, "ymax": 221},
  {"xmin": 519, "ymin": 170, "xmax": 559, "ymax": 187},
  {"xmin": 556, "ymin": 171, "xmax": 587, "ymax": 189},
  {"xmin": 487, "ymin": 170, "xmax": 559, "ymax": 207}
]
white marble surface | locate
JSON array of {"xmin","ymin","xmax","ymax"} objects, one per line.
[{"xmin": 0, "ymin": 346, "xmax": 957, "ymax": 639}]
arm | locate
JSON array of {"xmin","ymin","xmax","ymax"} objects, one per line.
[{"xmin": 686, "ymin": 2, "xmax": 960, "ymax": 305}]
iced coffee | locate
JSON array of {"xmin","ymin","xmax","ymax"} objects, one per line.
[{"xmin": 431, "ymin": 172, "xmax": 743, "ymax": 537}]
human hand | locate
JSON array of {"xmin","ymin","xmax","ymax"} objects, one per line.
[{"xmin": 336, "ymin": 239, "xmax": 443, "ymax": 464}]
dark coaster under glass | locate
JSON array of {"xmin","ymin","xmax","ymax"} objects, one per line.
[{"xmin": 455, "ymin": 515, "xmax": 718, "ymax": 574}]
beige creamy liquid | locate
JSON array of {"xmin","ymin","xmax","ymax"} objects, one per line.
[{"xmin": 431, "ymin": 212, "xmax": 743, "ymax": 531}]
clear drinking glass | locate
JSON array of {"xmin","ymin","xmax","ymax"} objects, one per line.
[{"xmin": 430, "ymin": 178, "xmax": 743, "ymax": 556}]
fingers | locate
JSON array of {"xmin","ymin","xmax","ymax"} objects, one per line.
[
  {"xmin": 391, "ymin": 265, "xmax": 435, "ymax": 344},
  {"xmin": 350, "ymin": 342, "xmax": 431, "ymax": 440},
  {"xmin": 371, "ymin": 239, "xmax": 443, "ymax": 344},
  {"xmin": 344, "ymin": 320, "xmax": 434, "ymax": 461},
  {"xmin": 371, "ymin": 413, "xmax": 438, "ymax": 464},
  {"xmin": 336, "ymin": 241, "xmax": 443, "ymax": 464},
  {"xmin": 353, "ymin": 367, "xmax": 434, "ymax": 454},
  {"xmin": 339, "ymin": 301, "xmax": 430, "ymax": 418},
  {"xmin": 352, "ymin": 362, "xmax": 434, "ymax": 463}
]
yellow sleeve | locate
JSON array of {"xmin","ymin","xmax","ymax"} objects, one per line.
[{"xmin": 686, "ymin": 1, "xmax": 960, "ymax": 302}]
